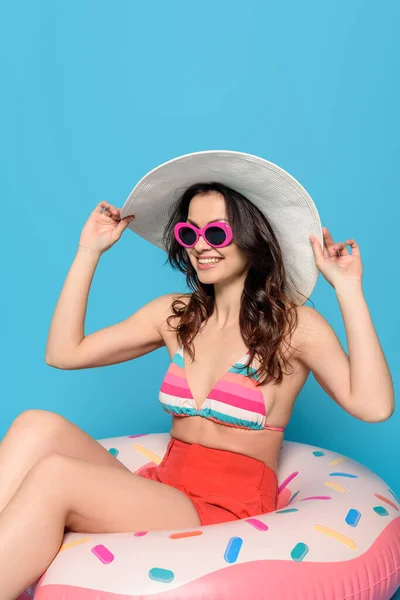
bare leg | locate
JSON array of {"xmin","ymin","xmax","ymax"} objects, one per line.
[
  {"xmin": 0, "ymin": 409, "xmax": 130, "ymax": 513},
  {"xmin": 0, "ymin": 453, "xmax": 201, "ymax": 600}
]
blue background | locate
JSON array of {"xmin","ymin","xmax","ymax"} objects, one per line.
[{"xmin": 1, "ymin": 3, "xmax": 399, "ymax": 593}]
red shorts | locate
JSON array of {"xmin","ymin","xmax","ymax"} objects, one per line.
[{"xmin": 135, "ymin": 437, "xmax": 278, "ymax": 526}]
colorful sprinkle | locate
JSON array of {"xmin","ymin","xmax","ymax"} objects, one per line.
[
  {"xmin": 375, "ymin": 493, "xmax": 399, "ymax": 511},
  {"xmin": 134, "ymin": 531, "xmax": 148, "ymax": 537},
  {"xmin": 148, "ymin": 568, "xmax": 174, "ymax": 583},
  {"xmin": 133, "ymin": 445, "xmax": 162, "ymax": 465},
  {"xmin": 345, "ymin": 509, "xmax": 361, "ymax": 527},
  {"xmin": 324, "ymin": 481, "xmax": 348, "ymax": 493},
  {"xmin": 91, "ymin": 544, "xmax": 114, "ymax": 564},
  {"xmin": 373, "ymin": 506, "xmax": 389, "ymax": 516},
  {"xmin": 278, "ymin": 472, "xmax": 299, "ymax": 494},
  {"xmin": 224, "ymin": 537, "xmax": 243, "ymax": 563},
  {"xmin": 291, "ymin": 542, "xmax": 309, "ymax": 562},
  {"xmin": 128, "ymin": 434, "xmax": 148, "ymax": 438},
  {"xmin": 245, "ymin": 518, "xmax": 269, "ymax": 531},
  {"xmin": 108, "ymin": 448, "xmax": 119, "ymax": 457},
  {"xmin": 329, "ymin": 472, "xmax": 358, "ymax": 478},
  {"xmin": 169, "ymin": 530, "xmax": 203, "ymax": 539},
  {"xmin": 276, "ymin": 508, "xmax": 299, "ymax": 514},
  {"xmin": 328, "ymin": 457, "xmax": 346, "ymax": 466},
  {"xmin": 313, "ymin": 451, "xmax": 325, "ymax": 457},
  {"xmin": 389, "ymin": 489, "xmax": 400, "ymax": 504},
  {"xmin": 314, "ymin": 524, "xmax": 357, "ymax": 550},
  {"xmin": 300, "ymin": 496, "xmax": 331, "ymax": 501},
  {"xmin": 59, "ymin": 537, "xmax": 90, "ymax": 552},
  {"xmin": 288, "ymin": 490, "xmax": 300, "ymax": 504}
]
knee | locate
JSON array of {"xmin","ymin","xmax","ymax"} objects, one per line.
[
  {"xmin": 29, "ymin": 453, "xmax": 73, "ymax": 486},
  {"xmin": 12, "ymin": 409, "xmax": 66, "ymax": 433},
  {"xmin": 23, "ymin": 454, "xmax": 74, "ymax": 508}
]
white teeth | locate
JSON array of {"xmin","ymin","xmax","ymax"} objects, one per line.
[{"xmin": 198, "ymin": 258, "xmax": 222, "ymax": 264}]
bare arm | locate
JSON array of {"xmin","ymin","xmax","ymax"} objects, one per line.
[
  {"xmin": 296, "ymin": 285, "xmax": 394, "ymax": 422},
  {"xmin": 45, "ymin": 246, "xmax": 179, "ymax": 369}
]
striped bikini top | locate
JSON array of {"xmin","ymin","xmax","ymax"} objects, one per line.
[{"xmin": 159, "ymin": 345, "xmax": 285, "ymax": 432}]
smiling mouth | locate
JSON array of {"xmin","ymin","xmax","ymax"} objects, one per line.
[{"xmin": 196, "ymin": 258, "xmax": 223, "ymax": 271}]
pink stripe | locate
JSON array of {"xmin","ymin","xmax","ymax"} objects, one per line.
[
  {"xmin": 224, "ymin": 370, "xmax": 261, "ymax": 390},
  {"xmin": 168, "ymin": 362, "xmax": 186, "ymax": 378},
  {"xmin": 160, "ymin": 381, "xmax": 193, "ymax": 399},
  {"xmin": 163, "ymin": 370, "xmax": 191, "ymax": 392},
  {"xmin": 209, "ymin": 389, "xmax": 267, "ymax": 415},
  {"xmin": 213, "ymin": 378, "xmax": 264, "ymax": 403}
]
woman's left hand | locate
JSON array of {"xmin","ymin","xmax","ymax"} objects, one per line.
[{"xmin": 309, "ymin": 227, "xmax": 363, "ymax": 289}]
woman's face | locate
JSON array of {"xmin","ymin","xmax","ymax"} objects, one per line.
[{"xmin": 184, "ymin": 191, "xmax": 249, "ymax": 284}]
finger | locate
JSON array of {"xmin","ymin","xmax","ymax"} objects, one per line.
[
  {"xmin": 95, "ymin": 202, "xmax": 120, "ymax": 219},
  {"xmin": 322, "ymin": 227, "xmax": 336, "ymax": 246},
  {"xmin": 322, "ymin": 227, "xmax": 337, "ymax": 257},
  {"xmin": 113, "ymin": 215, "xmax": 135, "ymax": 237},
  {"xmin": 310, "ymin": 235, "xmax": 324, "ymax": 262},
  {"xmin": 333, "ymin": 242, "xmax": 350, "ymax": 256},
  {"xmin": 345, "ymin": 239, "xmax": 360, "ymax": 256},
  {"xmin": 95, "ymin": 201, "xmax": 111, "ymax": 214}
]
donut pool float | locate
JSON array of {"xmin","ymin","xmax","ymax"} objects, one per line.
[{"xmin": 20, "ymin": 432, "xmax": 400, "ymax": 600}]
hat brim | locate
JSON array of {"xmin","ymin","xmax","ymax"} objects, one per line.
[{"xmin": 121, "ymin": 150, "xmax": 323, "ymax": 305}]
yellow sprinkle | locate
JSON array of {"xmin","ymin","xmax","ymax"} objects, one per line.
[
  {"xmin": 324, "ymin": 481, "xmax": 348, "ymax": 492},
  {"xmin": 328, "ymin": 457, "xmax": 346, "ymax": 466},
  {"xmin": 133, "ymin": 444, "xmax": 162, "ymax": 465},
  {"xmin": 314, "ymin": 524, "xmax": 357, "ymax": 550},
  {"xmin": 60, "ymin": 537, "xmax": 91, "ymax": 552}
]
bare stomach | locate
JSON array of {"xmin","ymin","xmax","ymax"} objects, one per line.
[{"xmin": 169, "ymin": 415, "xmax": 283, "ymax": 473}]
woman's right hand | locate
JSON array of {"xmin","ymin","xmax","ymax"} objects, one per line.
[{"xmin": 78, "ymin": 202, "xmax": 135, "ymax": 254}]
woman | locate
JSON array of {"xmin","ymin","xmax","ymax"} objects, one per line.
[{"xmin": 0, "ymin": 151, "xmax": 394, "ymax": 599}]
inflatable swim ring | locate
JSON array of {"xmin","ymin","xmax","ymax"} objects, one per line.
[{"xmin": 20, "ymin": 433, "xmax": 400, "ymax": 600}]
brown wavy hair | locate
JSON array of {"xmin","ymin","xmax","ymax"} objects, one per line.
[{"xmin": 162, "ymin": 182, "xmax": 312, "ymax": 386}]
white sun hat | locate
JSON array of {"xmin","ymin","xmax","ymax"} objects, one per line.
[{"xmin": 120, "ymin": 150, "xmax": 323, "ymax": 305}]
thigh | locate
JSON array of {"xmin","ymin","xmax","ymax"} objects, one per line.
[
  {"xmin": 39, "ymin": 454, "xmax": 201, "ymax": 532},
  {"xmin": 9, "ymin": 409, "xmax": 131, "ymax": 473}
]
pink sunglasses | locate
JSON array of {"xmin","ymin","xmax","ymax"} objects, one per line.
[{"xmin": 174, "ymin": 221, "xmax": 233, "ymax": 248}]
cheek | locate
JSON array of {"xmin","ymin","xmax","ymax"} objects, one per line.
[{"xmin": 225, "ymin": 247, "xmax": 247, "ymax": 268}]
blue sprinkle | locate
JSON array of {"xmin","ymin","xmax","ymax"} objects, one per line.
[
  {"xmin": 224, "ymin": 537, "xmax": 243, "ymax": 563},
  {"xmin": 288, "ymin": 490, "xmax": 300, "ymax": 504},
  {"xmin": 108, "ymin": 448, "xmax": 119, "ymax": 457},
  {"xmin": 389, "ymin": 489, "xmax": 400, "ymax": 504},
  {"xmin": 373, "ymin": 506, "xmax": 389, "ymax": 517},
  {"xmin": 313, "ymin": 451, "xmax": 325, "ymax": 457},
  {"xmin": 276, "ymin": 508, "xmax": 299, "ymax": 514},
  {"xmin": 148, "ymin": 568, "xmax": 174, "ymax": 583},
  {"xmin": 345, "ymin": 508, "xmax": 361, "ymax": 527},
  {"xmin": 329, "ymin": 472, "xmax": 358, "ymax": 478},
  {"xmin": 291, "ymin": 542, "xmax": 309, "ymax": 562}
]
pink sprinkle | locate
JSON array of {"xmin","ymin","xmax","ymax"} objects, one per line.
[
  {"xmin": 245, "ymin": 518, "xmax": 269, "ymax": 531},
  {"xmin": 91, "ymin": 544, "xmax": 114, "ymax": 564},
  {"xmin": 134, "ymin": 531, "xmax": 148, "ymax": 537},
  {"xmin": 128, "ymin": 434, "xmax": 148, "ymax": 438},
  {"xmin": 278, "ymin": 472, "xmax": 299, "ymax": 494},
  {"xmin": 300, "ymin": 496, "xmax": 332, "ymax": 501}
]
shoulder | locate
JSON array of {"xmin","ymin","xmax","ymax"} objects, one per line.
[
  {"xmin": 292, "ymin": 305, "xmax": 326, "ymax": 345},
  {"xmin": 154, "ymin": 292, "xmax": 191, "ymax": 324},
  {"xmin": 291, "ymin": 304, "xmax": 344, "ymax": 367}
]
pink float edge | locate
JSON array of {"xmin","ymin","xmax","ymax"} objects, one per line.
[{"xmin": 34, "ymin": 517, "xmax": 400, "ymax": 600}]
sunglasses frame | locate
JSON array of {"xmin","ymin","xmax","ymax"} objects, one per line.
[{"xmin": 174, "ymin": 221, "xmax": 233, "ymax": 248}]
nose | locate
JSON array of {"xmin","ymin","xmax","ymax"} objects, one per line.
[{"xmin": 193, "ymin": 233, "xmax": 212, "ymax": 252}]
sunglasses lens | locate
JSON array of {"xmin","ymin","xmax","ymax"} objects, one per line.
[
  {"xmin": 178, "ymin": 226, "xmax": 197, "ymax": 246},
  {"xmin": 205, "ymin": 226, "xmax": 227, "ymax": 246}
]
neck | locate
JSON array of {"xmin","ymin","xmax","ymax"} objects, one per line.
[{"xmin": 211, "ymin": 275, "xmax": 246, "ymax": 330}]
